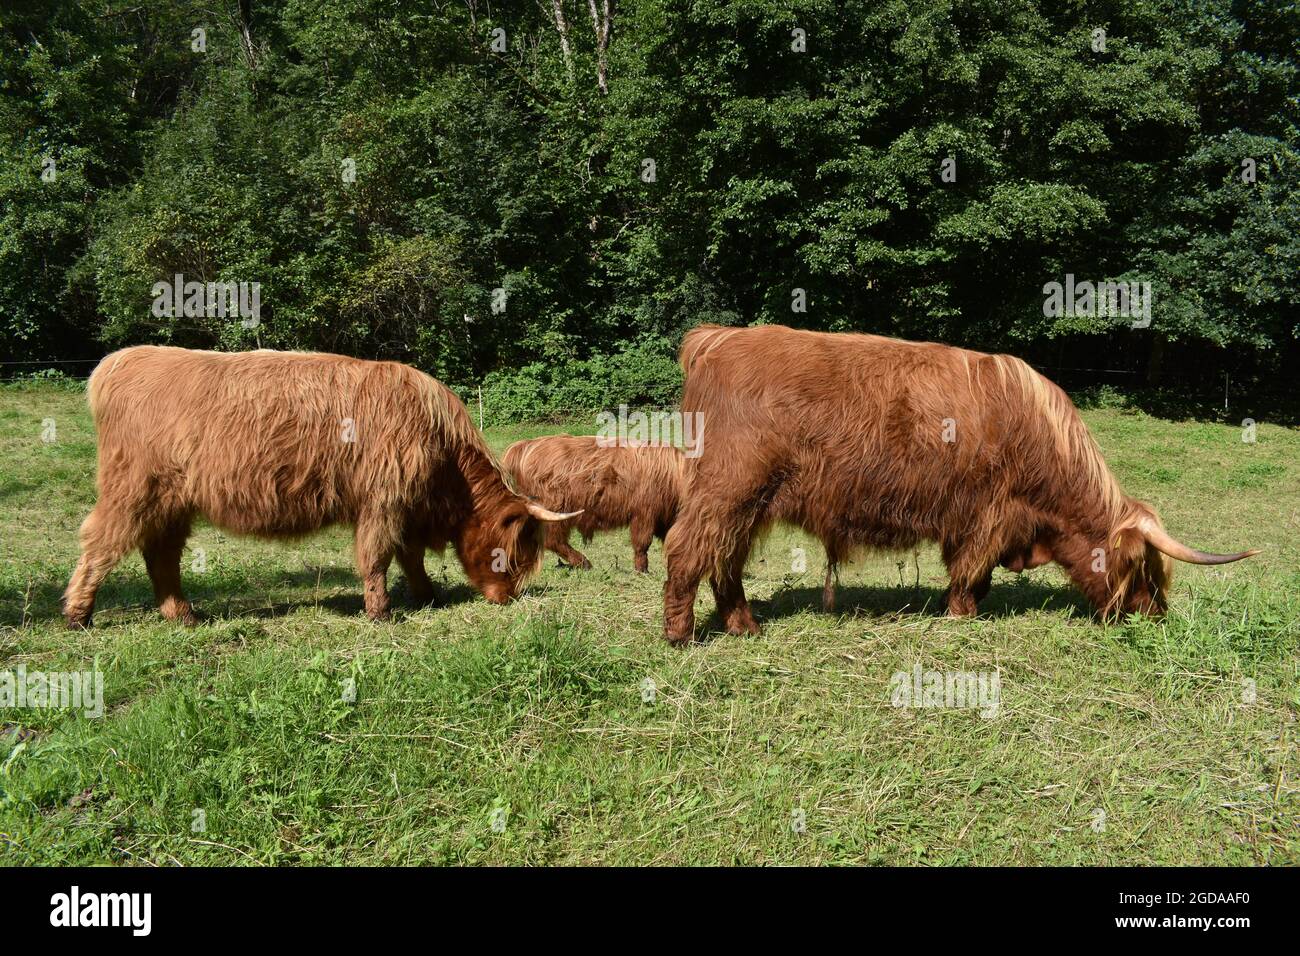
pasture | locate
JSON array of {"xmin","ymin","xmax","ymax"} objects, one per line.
[{"xmin": 0, "ymin": 382, "xmax": 1295, "ymax": 865}]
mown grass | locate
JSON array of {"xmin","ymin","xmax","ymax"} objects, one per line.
[{"xmin": 0, "ymin": 383, "xmax": 1296, "ymax": 865}]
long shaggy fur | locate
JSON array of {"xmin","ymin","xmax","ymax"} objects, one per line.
[
  {"xmin": 503, "ymin": 435, "xmax": 684, "ymax": 572},
  {"xmin": 64, "ymin": 346, "xmax": 550, "ymax": 627},
  {"xmin": 662, "ymin": 324, "xmax": 1177, "ymax": 643}
]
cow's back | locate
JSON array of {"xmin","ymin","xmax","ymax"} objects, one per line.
[
  {"xmin": 677, "ymin": 324, "xmax": 1099, "ymax": 544},
  {"xmin": 87, "ymin": 347, "xmax": 471, "ymax": 535},
  {"xmin": 503, "ymin": 435, "xmax": 683, "ymax": 530},
  {"xmin": 679, "ymin": 325, "xmax": 968, "ymax": 453}
]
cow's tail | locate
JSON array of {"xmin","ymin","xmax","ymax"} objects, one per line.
[
  {"xmin": 500, "ymin": 439, "xmax": 526, "ymax": 475},
  {"xmin": 500, "ymin": 439, "xmax": 537, "ymax": 492},
  {"xmin": 84, "ymin": 348, "xmax": 138, "ymax": 428},
  {"xmin": 678, "ymin": 324, "xmax": 740, "ymax": 378}
]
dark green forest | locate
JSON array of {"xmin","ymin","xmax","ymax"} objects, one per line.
[{"xmin": 2, "ymin": 0, "xmax": 1296, "ymax": 408}]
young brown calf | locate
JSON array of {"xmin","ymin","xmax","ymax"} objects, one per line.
[{"xmin": 502, "ymin": 435, "xmax": 683, "ymax": 573}]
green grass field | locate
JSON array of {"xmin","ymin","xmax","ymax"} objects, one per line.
[{"xmin": 0, "ymin": 382, "xmax": 1295, "ymax": 865}]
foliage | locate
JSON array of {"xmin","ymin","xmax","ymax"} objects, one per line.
[
  {"xmin": 1, "ymin": 0, "xmax": 1296, "ymax": 383},
  {"xmin": 473, "ymin": 334, "xmax": 683, "ymax": 425}
]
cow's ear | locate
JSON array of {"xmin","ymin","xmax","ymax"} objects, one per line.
[{"xmin": 501, "ymin": 504, "xmax": 530, "ymax": 529}]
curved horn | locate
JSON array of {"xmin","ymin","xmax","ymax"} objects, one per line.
[
  {"xmin": 524, "ymin": 501, "xmax": 583, "ymax": 522},
  {"xmin": 1138, "ymin": 517, "xmax": 1261, "ymax": 565}
]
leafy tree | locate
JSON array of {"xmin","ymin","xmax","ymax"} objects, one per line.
[{"xmin": 1, "ymin": 0, "xmax": 1295, "ymax": 397}]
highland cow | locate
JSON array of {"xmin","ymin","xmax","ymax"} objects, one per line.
[
  {"xmin": 502, "ymin": 435, "xmax": 685, "ymax": 573},
  {"xmin": 662, "ymin": 325, "xmax": 1259, "ymax": 644},
  {"xmin": 63, "ymin": 346, "xmax": 577, "ymax": 627}
]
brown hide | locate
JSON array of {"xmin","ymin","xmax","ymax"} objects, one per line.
[{"xmin": 64, "ymin": 346, "xmax": 559, "ymax": 626}]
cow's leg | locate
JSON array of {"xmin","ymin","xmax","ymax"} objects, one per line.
[
  {"xmin": 142, "ymin": 517, "xmax": 196, "ymax": 624},
  {"xmin": 354, "ymin": 515, "xmax": 398, "ymax": 621},
  {"xmin": 709, "ymin": 543, "xmax": 759, "ymax": 636},
  {"xmin": 395, "ymin": 537, "xmax": 435, "ymax": 606},
  {"xmin": 630, "ymin": 515, "xmax": 653, "ymax": 573},
  {"xmin": 664, "ymin": 449, "xmax": 772, "ymax": 644},
  {"xmin": 822, "ymin": 542, "xmax": 840, "ymax": 613},
  {"xmin": 663, "ymin": 516, "xmax": 712, "ymax": 645},
  {"xmin": 941, "ymin": 538, "xmax": 997, "ymax": 617},
  {"xmin": 822, "ymin": 563, "xmax": 837, "ymax": 613},
  {"xmin": 548, "ymin": 522, "xmax": 591, "ymax": 570},
  {"xmin": 63, "ymin": 499, "xmax": 142, "ymax": 629}
]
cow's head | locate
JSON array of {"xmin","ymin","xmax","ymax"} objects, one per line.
[
  {"xmin": 455, "ymin": 497, "xmax": 580, "ymax": 603},
  {"xmin": 1104, "ymin": 503, "xmax": 1261, "ymax": 618},
  {"xmin": 1020, "ymin": 501, "xmax": 1259, "ymax": 618}
]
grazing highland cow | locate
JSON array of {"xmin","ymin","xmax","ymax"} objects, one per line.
[
  {"xmin": 503, "ymin": 435, "xmax": 685, "ymax": 573},
  {"xmin": 63, "ymin": 346, "xmax": 577, "ymax": 627},
  {"xmin": 662, "ymin": 325, "xmax": 1259, "ymax": 644}
]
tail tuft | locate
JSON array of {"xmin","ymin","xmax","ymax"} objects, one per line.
[{"xmin": 678, "ymin": 324, "xmax": 740, "ymax": 376}]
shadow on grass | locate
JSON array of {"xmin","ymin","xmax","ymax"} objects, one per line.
[
  {"xmin": 233, "ymin": 581, "xmax": 480, "ymax": 622},
  {"xmin": 2, "ymin": 564, "xmax": 479, "ymax": 627},
  {"xmin": 0, "ymin": 477, "xmax": 41, "ymax": 502},
  {"xmin": 696, "ymin": 577, "xmax": 1091, "ymax": 641}
]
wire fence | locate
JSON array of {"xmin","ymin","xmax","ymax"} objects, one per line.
[
  {"xmin": 0, "ymin": 356, "xmax": 1146, "ymax": 379},
  {"xmin": 7, "ymin": 356, "xmax": 1244, "ymax": 424},
  {"xmin": 0, "ymin": 358, "xmax": 102, "ymax": 373},
  {"xmin": 0, "ymin": 360, "xmax": 677, "ymax": 428}
]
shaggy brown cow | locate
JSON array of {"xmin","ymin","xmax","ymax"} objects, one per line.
[
  {"xmin": 502, "ymin": 435, "xmax": 684, "ymax": 573},
  {"xmin": 662, "ymin": 324, "xmax": 1259, "ymax": 644},
  {"xmin": 63, "ymin": 346, "xmax": 577, "ymax": 627}
]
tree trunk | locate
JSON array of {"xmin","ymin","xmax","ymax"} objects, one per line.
[
  {"xmin": 587, "ymin": 0, "xmax": 612, "ymax": 94},
  {"xmin": 548, "ymin": 0, "xmax": 575, "ymax": 82},
  {"xmin": 1146, "ymin": 331, "xmax": 1166, "ymax": 387}
]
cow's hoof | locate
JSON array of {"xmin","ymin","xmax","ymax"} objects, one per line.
[
  {"xmin": 723, "ymin": 607, "xmax": 760, "ymax": 636},
  {"xmin": 162, "ymin": 602, "xmax": 199, "ymax": 626},
  {"xmin": 65, "ymin": 614, "xmax": 92, "ymax": 631},
  {"xmin": 943, "ymin": 587, "xmax": 980, "ymax": 617},
  {"xmin": 664, "ymin": 630, "xmax": 694, "ymax": 647}
]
